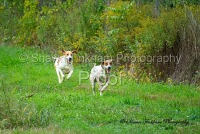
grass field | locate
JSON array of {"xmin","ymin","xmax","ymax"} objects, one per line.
[{"xmin": 0, "ymin": 45, "xmax": 200, "ymax": 134}]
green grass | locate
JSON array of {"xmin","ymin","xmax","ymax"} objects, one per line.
[{"xmin": 0, "ymin": 45, "xmax": 200, "ymax": 134}]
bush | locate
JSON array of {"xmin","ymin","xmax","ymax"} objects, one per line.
[{"xmin": 0, "ymin": 0, "xmax": 199, "ymax": 83}]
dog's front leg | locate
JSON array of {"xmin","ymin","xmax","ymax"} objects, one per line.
[
  {"xmin": 67, "ymin": 69, "xmax": 73, "ymax": 79},
  {"xmin": 58, "ymin": 69, "xmax": 65, "ymax": 83},
  {"xmin": 100, "ymin": 82, "xmax": 109, "ymax": 96},
  {"xmin": 100, "ymin": 78, "xmax": 110, "ymax": 96},
  {"xmin": 56, "ymin": 68, "xmax": 62, "ymax": 83},
  {"xmin": 99, "ymin": 84, "xmax": 103, "ymax": 96}
]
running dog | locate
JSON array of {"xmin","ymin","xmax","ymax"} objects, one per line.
[
  {"xmin": 54, "ymin": 49, "xmax": 77, "ymax": 83},
  {"xmin": 90, "ymin": 60, "xmax": 113, "ymax": 96}
]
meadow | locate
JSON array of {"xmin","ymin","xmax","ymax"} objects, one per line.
[{"xmin": 0, "ymin": 45, "xmax": 199, "ymax": 133}]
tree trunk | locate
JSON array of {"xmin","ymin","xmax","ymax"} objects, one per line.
[
  {"xmin": 38, "ymin": 0, "xmax": 43, "ymax": 11},
  {"xmin": 154, "ymin": 0, "xmax": 160, "ymax": 17}
]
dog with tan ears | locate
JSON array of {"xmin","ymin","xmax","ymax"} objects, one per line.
[
  {"xmin": 90, "ymin": 60, "xmax": 113, "ymax": 96},
  {"xmin": 54, "ymin": 49, "xmax": 77, "ymax": 83}
]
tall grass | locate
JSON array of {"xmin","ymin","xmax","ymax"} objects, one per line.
[{"xmin": 0, "ymin": 80, "xmax": 51, "ymax": 129}]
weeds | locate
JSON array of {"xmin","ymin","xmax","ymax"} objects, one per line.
[{"xmin": 0, "ymin": 80, "xmax": 51, "ymax": 129}]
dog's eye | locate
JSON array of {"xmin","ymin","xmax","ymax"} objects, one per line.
[
  {"xmin": 66, "ymin": 54, "xmax": 69, "ymax": 56},
  {"xmin": 110, "ymin": 62, "xmax": 112, "ymax": 65},
  {"xmin": 105, "ymin": 63, "xmax": 108, "ymax": 66}
]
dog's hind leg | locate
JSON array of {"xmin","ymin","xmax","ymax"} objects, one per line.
[
  {"xmin": 92, "ymin": 82, "xmax": 95, "ymax": 95},
  {"xmin": 90, "ymin": 75, "xmax": 96, "ymax": 95}
]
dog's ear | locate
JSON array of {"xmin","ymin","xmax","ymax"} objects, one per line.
[
  {"xmin": 72, "ymin": 50, "xmax": 77, "ymax": 54},
  {"xmin": 110, "ymin": 59, "xmax": 114, "ymax": 63},
  {"xmin": 101, "ymin": 61, "xmax": 104, "ymax": 65},
  {"xmin": 62, "ymin": 48, "xmax": 65, "ymax": 54}
]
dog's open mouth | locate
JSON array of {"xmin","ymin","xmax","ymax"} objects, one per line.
[
  {"xmin": 107, "ymin": 68, "xmax": 111, "ymax": 73},
  {"xmin": 68, "ymin": 58, "xmax": 72, "ymax": 64}
]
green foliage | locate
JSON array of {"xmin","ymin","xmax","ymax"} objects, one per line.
[
  {"xmin": 18, "ymin": 0, "xmax": 38, "ymax": 45},
  {"xmin": 0, "ymin": 0, "xmax": 199, "ymax": 82}
]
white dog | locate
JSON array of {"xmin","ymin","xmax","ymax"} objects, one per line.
[
  {"xmin": 54, "ymin": 49, "xmax": 77, "ymax": 83},
  {"xmin": 90, "ymin": 60, "xmax": 113, "ymax": 96}
]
